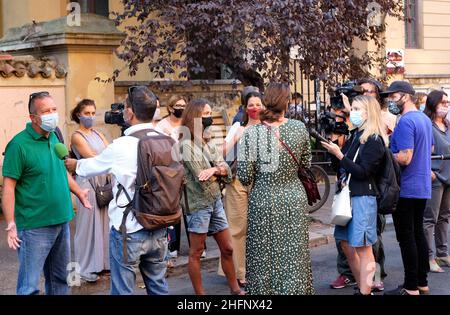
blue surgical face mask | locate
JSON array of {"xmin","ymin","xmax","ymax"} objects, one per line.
[
  {"xmin": 419, "ymin": 104, "xmax": 426, "ymax": 112},
  {"xmin": 39, "ymin": 113, "xmax": 59, "ymax": 132},
  {"xmin": 350, "ymin": 111, "xmax": 365, "ymax": 127},
  {"xmin": 79, "ymin": 116, "xmax": 95, "ymax": 128}
]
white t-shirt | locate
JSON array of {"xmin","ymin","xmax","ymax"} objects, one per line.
[{"xmin": 224, "ymin": 122, "xmax": 242, "ymax": 143}]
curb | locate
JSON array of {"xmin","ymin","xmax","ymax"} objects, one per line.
[
  {"xmin": 166, "ymin": 228, "xmax": 336, "ymax": 277},
  {"xmin": 166, "ymin": 216, "xmax": 395, "ymax": 277}
]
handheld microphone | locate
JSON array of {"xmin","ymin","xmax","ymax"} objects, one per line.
[
  {"xmin": 431, "ymin": 154, "xmax": 450, "ymax": 160},
  {"xmin": 309, "ymin": 128, "xmax": 331, "ymax": 144},
  {"xmin": 54, "ymin": 143, "xmax": 69, "ymax": 160}
]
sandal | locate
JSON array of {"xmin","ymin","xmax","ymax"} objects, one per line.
[
  {"xmin": 231, "ymin": 289, "xmax": 246, "ymax": 295},
  {"xmin": 430, "ymin": 260, "xmax": 444, "ymax": 273},
  {"xmin": 418, "ymin": 287, "xmax": 430, "ymax": 295},
  {"xmin": 436, "ymin": 256, "xmax": 450, "ymax": 267}
]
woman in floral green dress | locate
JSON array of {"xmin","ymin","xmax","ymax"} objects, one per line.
[{"xmin": 237, "ymin": 83, "xmax": 314, "ymax": 295}]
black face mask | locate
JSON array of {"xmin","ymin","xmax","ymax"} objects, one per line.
[
  {"xmin": 172, "ymin": 108, "xmax": 184, "ymax": 118},
  {"xmin": 202, "ymin": 116, "xmax": 214, "ymax": 129},
  {"xmin": 388, "ymin": 95, "xmax": 406, "ymax": 115}
]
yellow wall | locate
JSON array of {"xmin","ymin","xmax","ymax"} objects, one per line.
[
  {"xmin": 58, "ymin": 48, "xmax": 122, "ymax": 142},
  {"xmin": 384, "ymin": 0, "xmax": 450, "ymax": 76},
  {"xmin": 2, "ymin": 0, "xmax": 67, "ymax": 31},
  {"xmin": 0, "ymin": 77, "xmax": 66, "ymax": 177}
]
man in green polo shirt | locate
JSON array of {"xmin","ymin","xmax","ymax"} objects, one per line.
[{"xmin": 1, "ymin": 91, "xmax": 91, "ymax": 295}]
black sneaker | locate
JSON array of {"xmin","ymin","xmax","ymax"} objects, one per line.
[
  {"xmin": 354, "ymin": 289, "xmax": 374, "ymax": 295},
  {"xmin": 384, "ymin": 286, "xmax": 412, "ymax": 295}
]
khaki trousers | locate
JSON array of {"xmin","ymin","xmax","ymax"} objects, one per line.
[{"xmin": 218, "ymin": 177, "xmax": 251, "ymax": 280}]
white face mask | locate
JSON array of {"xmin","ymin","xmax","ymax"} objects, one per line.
[
  {"xmin": 39, "ymin": 113, "xmax": 59, "ymax": 132},
  {"xmin": 153, "ymin": 108, "xmax": 161, "ymax": 120}
]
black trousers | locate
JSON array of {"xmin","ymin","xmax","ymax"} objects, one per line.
[
  {"xmin": 336, "ymin": 213, "xmax": 387, "ymax": 281},
  {"xmin": 392, "ymin": 198, "xmax": 430, "ymax": 290}
]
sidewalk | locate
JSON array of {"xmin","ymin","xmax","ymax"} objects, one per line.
[
  {"xmin": 0, "ymin": 176, "xmax": 394, "ymax": 294},
  {"xmin": 167, "ymin": 177, "xmax": 337, "ymax": 276},
  {"xmin": 166, "ymin": 175, "xmax": 393, "ymax": 275}
]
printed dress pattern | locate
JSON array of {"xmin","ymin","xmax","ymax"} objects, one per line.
[{"xmin": 237, "ymin": 119, "xmax": 314, "ymax": 295}]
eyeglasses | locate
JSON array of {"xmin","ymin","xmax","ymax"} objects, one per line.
[{"xmin": 28, "ymin": 91, "xmax": 50, "ymax": 113}]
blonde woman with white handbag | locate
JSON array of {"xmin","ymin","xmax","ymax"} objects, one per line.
[{"xmin": 322, "ymin": 95, "xmax": 389, "ymax": 295}]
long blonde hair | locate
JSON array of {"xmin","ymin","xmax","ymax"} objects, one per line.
[{"xmin": 353, "ymin": 95, "xmax": 389, "ymax": 147}]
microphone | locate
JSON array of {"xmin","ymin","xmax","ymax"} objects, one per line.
[
  {"xmin": 309, "ymin": 128, "xmax": 331, "ymax": 144},
  {"xmin": 431, "ymin": 154, "xmax": 450, "ymax": 160},
  {"xmin": 54, "ymin": 142, "xmax": 69, "ymax": 160}
]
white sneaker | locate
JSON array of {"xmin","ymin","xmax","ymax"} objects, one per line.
[
  {"xmin": 169, "ymin": 250, "xmax": 178, "ymax": 258},
  {"xmin": 201, "ymin": 250, "xmax": 207, "ymax": 259}
]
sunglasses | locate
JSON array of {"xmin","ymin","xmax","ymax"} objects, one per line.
[
  {"xmin": 28, "ymin": 91, "xmax": 50, "ymax": 113},
  {"xmin": 127, "ymin": 86, "xmax": 139, "ymax": 111}
]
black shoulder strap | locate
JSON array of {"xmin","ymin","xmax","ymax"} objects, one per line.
[
  {"xmin": 54, "ymin": 127, "xmax": 64, "ymax": 144},
  {"xmin": 117, "ymin": 182, "xmax": 133, "ymax": 264}
]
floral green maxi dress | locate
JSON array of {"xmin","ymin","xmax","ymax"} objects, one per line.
[{"xmin": 237, "ymin": 119, "xmax": 314, "ymax": 295}]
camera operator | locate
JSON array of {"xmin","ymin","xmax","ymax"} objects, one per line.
[
  {"xmin": 105, "ymin": 103, "xmax": 130, "ymax": 135},
  {"xmin": 358, "ymin": 79, "xmax": 397, "ymax": 135},
  {"xmin": 329, "ymin": 79, "xmax": 387, "ymax": 292}
]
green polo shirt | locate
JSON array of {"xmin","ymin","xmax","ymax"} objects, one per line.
[{"xmin": 2, "ymin": 123, "xmax": 74, "ymax": 230}]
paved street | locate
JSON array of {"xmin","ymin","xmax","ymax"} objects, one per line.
[{"xmin": 1, "ymin": 212, "xmax": 450, "ymax": 295}]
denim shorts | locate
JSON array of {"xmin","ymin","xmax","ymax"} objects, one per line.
[
  {"xmin": 334, "ymin": 195, "xmax": 378, "ymax": 247},
  {"xmin": 186, "ymin": 198, "xmax": 229, "ymax": 235}
]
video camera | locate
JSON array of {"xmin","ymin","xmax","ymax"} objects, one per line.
[
  {"xmin": 105, "ymin": 103, "xmax": 130, "ymax": 134},
  {"xmin": 319, "ymin": 110, "xmax": 349, "ymax": 135},
  {"xmin": 330, "ymin": 80, "xmax": 362, "ymax": 110}
]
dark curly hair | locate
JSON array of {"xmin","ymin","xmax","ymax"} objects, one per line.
[{"xmin": 70, "ymin": 99, "xmax": 96, "ymax": 124}]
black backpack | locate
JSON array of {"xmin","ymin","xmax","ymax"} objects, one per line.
[{"xmin": 376, "ymin": 138, "xmax": 401, "ymax": 215}]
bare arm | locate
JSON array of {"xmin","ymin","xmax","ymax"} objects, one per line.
[
  {"xmin": 395, "ymin": 149, "xmax": 414, "ymax": 166},
  {"xmin": 2, "ymin": 177, "xmax": 21, "ymax": 250},
  {"xmin": 71, "ymin": 133, "xmax": 96, "ymax": 158}
]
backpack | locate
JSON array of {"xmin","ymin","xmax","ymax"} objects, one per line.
[
  {"xmin": 118, "ymin": 128, "xmax": 185, "ymax": 260},
  {"xmin": 376, "ymin": 138, "xmax": 401, "ymax": 215}
]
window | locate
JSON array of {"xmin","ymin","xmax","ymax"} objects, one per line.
[
  {"xmin": 74, "ymin": 0, "xmax": 109, "ymax": 17},
  {"xmin": 405, "ymin": 0, "xmax": 419, "ymax": 48}
]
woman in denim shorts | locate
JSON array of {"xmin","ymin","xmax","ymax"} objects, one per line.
[
  {"xmin": 180, "ymin": 98, "xmax": 244, "ymax": 295},
  {"xmin": 322, "ymin": 95, "xmax": 388, "ymax": 295}
]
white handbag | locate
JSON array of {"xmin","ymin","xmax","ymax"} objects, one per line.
[{"xmin": 330, "ymin": 147, "xmax": 360, "ymax": 226}]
